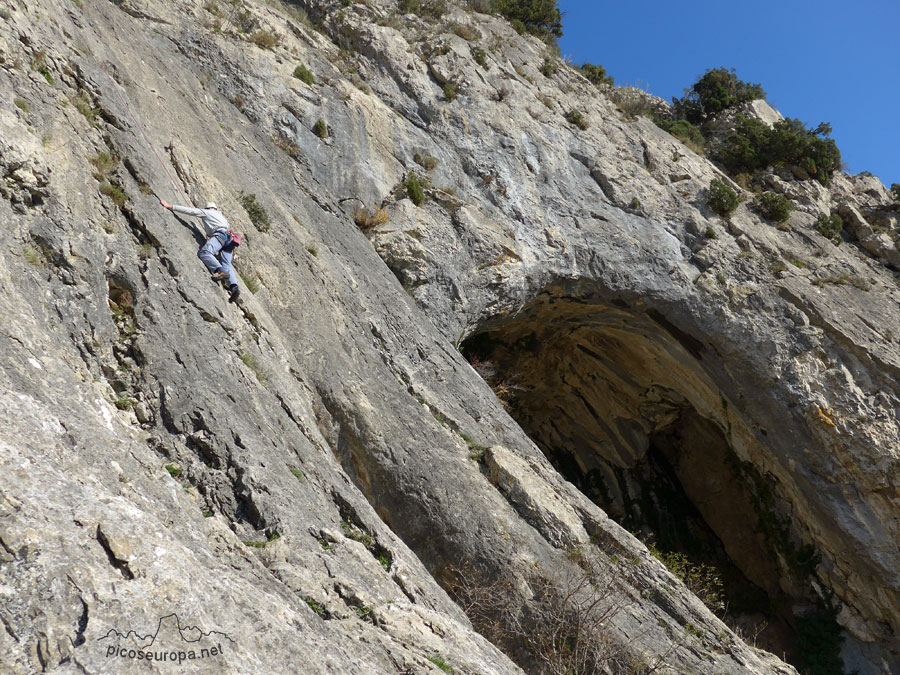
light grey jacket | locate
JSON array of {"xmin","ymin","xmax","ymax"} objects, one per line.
[{"xmin": 172, "ymin": 205, "xmax": 231, "ymax": 238}]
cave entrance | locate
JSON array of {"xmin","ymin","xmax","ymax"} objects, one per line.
[{"xmin": 461, "ymin": 291, "xmax": 797, "ymax": 658}]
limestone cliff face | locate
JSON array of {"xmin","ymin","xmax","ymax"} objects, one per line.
[{"xmin": 0, "ymin": 1, "xmax": 896, "ymax": 674}]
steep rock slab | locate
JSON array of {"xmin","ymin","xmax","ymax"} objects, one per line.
[
  {"xmin": 0, "ymin": 0, "xmax": 855, "ymax": 672},
  {"xmin": 341, "ymin": 1, "xmax": 900, "ymax": 672}
]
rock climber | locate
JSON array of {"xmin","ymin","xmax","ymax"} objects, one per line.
[{"xmin": 159, "ymin": 198, "xmax": 240, "ymax": 302}]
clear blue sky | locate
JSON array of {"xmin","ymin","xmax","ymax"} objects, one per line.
[{"xmin": 558, "ymin": 0, "xmax": 899, "ymax": 188}]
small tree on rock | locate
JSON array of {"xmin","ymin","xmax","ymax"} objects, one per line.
[
  {"xmin": 491, "ymin": 0, "xmax": 563, "ymax": 42},
  {"xmin": 673, "ymin": 67, "xmax": 765, "ymax": 124},
  {"xmin": 707, "ymin": 179, "xmax": 740, "ymax": 217}
]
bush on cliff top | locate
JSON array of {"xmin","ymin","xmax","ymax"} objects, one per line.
[
  {"xmin": 672, "ymin": 67, "xmax": 766, "ymax": 124},
  {"xmin": 654, "ymin": 118, "xmax": 705, "ymax": 154},
  {"xmin": 489, "ymin": 0, "xmax": 562, "ymax": 42},
  {"xmin": 580, "ymin": 62, "xmax": 613, "ymax": 87},
  {"xmin": 718, "ymin": 116, "xmax": 842, "ymax": 186}
]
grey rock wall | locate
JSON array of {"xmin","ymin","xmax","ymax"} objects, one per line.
[{"xmin": 0, "ymin": 0, "xmax": 896, "ymax": 673}]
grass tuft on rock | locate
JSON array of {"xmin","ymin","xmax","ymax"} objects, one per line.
[
  {"xmin": 565, "ymin": 109, "xmax": 589, "ymax": 130},
  {"xmin": 292, "ymin": 64, "xmax": 314, "ymax": 85},
  {"xmin": 405, "ymin": 173, "xmax": 425, "ymax": 206},
  {"xmin": 239, "ymin": 192, "xmax": 271, "ymax": 232}
]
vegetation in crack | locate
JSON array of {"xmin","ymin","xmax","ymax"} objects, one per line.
[
  {"xmin": 446, "ymin": 552, "xmax": 683, "ymax": 674},
  {"xmin": 333, "ymin": 492, "xmax": 394, "ymax": 572}
]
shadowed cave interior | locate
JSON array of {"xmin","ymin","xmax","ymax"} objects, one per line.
[{"xmin": 461, "ymin": 290, "xmax": 831, "ymax": 666}]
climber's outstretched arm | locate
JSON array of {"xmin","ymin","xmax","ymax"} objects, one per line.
[{"xmin": 160, "ymin": 198, "xmax": 204, "ymax": 217}]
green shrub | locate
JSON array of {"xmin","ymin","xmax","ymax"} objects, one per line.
[
  {"xmin": 239, "ymin": 192, "xmax": 271, "ymax": 232},
  {"xmin": 539, "ymin": 57, "xmax": 557, "ymax": 77},
  {"xmin": 313, "ymin": 118, "xmax": 328, "ymax": 138},
  {"xmin": 491, "ymin": 0, "xmax": 563, "ymax": 42},
  {"xmin": 398, "ymin": 0, "xmax": 447, "ymax": 19},
  {"xmin": 891, "ymin": 183, "xmax": 900, "ymax": 201},
  {"xmin": 272, "ymin": 133, "xmax": 300, "ymax": 158},
  {"xmin": 14, "ymin": 97, "xmax": 29, "ymax": 112},
  {"xmin": 451, "ymin": 22, "xmax": 480, "ymax": 41},
  {"xmin": 672, "ymin": 67, "xmax": 765, "ymax": 124},
  {"xmin": 31, "ymin": 50, "xmax": 53, "ymax": 85},
  {"xmin": 471, "ymin": 45, "xmax": 487, "ymax": 68},
  {"xmin": 754, "ymin": 191, "xmax": 792, "ymax": 223},
  {"xmin": 115, "ymin": 397, "xmax": 135, "ymax": 411},
  {"xmin": 244, "ymin": 532, "xmax": 280, "ymax": 548},
  {"xmin": 426, "ymin": 655, "xmax": 452, "ymax": 672},
  {"xmin": 100, "ymin": 181, "xmax": 129, "ymax": 207},
  {"xmin": 815, "ymin": 213, "xmax": 843, "ymax": 244},
  {"xmin": 717, "ymin": 115, "xmax": 769, "ymax": 174},
  {"xmin": 249, "ymin": 29, "xmax": 279, "ymax": 49},
  {"xmin": 341, "ymin": 520, "xmax": 374, "ymax": 548},
  {"xmin": 654, "ymin": 118, "xmax": 704, "ymax": 154},
  {"xmin": 414, "ymin": 153, "xmax": 439, "ymax": 170},
  {"xmin": 72, "ymin": 91, "xmax": 100, "ymax": 124},
  {"xmin": 609, "ymin": 87, "xmax": 654, "ymax": 120},
  {"xmin": 292, "ymin": 64, "xmax": 314, "ymax": 85},
  {"xmin": 90, "ymin": 151, "xmax": 117, "ymax": 178},
  {"xmin": 565, "ymin": 108, "xmax": 589, "ymax": 130},
  {"xmin": 718, "ymin": 116, "xmax": 841, "ymax": 186},
  {"xmin": 580, "ymin": 62, "xmax": 613, "ymax": 86},
  {"xmin": 405, "ymin": 173, "xmax": 425, "ymax": 206},
  {"xmin": 23, "ymin": 245, "xmax": 45, "ymax": 266},
  {"xmin": 443, "ymin": 81, "xmax": 458, "ymax": 102},
  {"xmin": 648, "ymin": 543, "xmax": 724, "ymax": 613},
  {"xmin": 770, "ymin": 119, "xmax": 841, "ymax": 185},
  {"xmin": 707, "ymin": 178, "xmax": 739, "ymax": 217},
  {"xmin": 460, "ymin": 432, "xmax": 488, "ymax": 462}
]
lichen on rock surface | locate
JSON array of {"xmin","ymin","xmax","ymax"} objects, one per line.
[{"xmin": 0, "ymin": 1, "xmax": 898, "ymax": 674}]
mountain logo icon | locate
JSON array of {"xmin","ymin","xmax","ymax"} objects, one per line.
[{"xmin": 98, "ymin": 613, "xmax": 235, "ymax": 664}]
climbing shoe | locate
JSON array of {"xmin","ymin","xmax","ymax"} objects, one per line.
[
  {"xmin": 229, "ymin": 285, "xmax": 240, "ymax": 303},
  {"xmin": 211, "ymin": 270, "xmax": 229, "ymax": 282}
]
